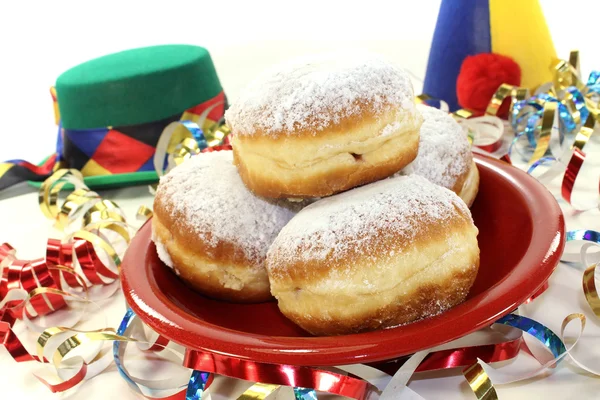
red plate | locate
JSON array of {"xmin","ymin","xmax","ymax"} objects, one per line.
[{"xmin": 121, "ymin": 153, "xmax": 565, "ymax": 367}]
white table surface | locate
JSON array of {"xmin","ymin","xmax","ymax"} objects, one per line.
[{"xmin": 2, "ymin": 1, "xmax": 600, "ymax": 398}]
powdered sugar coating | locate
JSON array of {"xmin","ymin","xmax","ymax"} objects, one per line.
[
  {"xmin": 402, "ymin": 104, "xmax": 472, "ymax": 189},
  {"xmin": 224, "ymin": 51, "xmax": 416, "ymax": 136},
  {"xmin": 267, "ymin": 174, "xmax": 472, "ymax": 270},
  {"xmin": 155, "ymin": 151, "xmax": 298, "ymax": 266}
]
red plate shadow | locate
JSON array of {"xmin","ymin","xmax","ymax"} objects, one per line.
[{"xmin": 121, "ymin": 153, "xmax": 565, "ymax": 366}]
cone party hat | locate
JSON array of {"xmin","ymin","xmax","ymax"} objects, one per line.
[{"xmin": 422, "ymin": 0, "xmax": 557, "ymax": 112}]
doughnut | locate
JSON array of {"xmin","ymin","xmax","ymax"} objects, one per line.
[
  {"xmin": 401, "ymin": 104, "xmax": 479, "ymax": 206},
  {"xmin": 266, "ymin": 174, "xmax": 480, "ymax": 335},
  {"xmin": 225, "ymin": 51, "xmax": 423, "ymax": 199},
  {"xmin": 152, "ymin": 150, "xmax": 299, "ymax": 303}
]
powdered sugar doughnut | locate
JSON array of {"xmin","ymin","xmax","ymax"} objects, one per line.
[
  {"xmin": 225, "ymin": 51, "xmax": 423, "ymax": 199},
  {"xmin": 152, "ymin": 150, "xmax": 300, "ymax": 303},
  {"xmin": 266, "ymin": 174, "xmax": 480, "ymax": 335},
  {"xmin": 402, "ymin": 104, "xmax": 479, "ymax": 206}
]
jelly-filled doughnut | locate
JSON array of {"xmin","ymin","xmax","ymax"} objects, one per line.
[
  {"xmin": 266, "ymin": 174, "xmax": 479, "ymax": 335},
  {"xmin": 225, "ymin": 51, "xmax": 423, "ymax": 199},
  {"xmin": 152, "ymin": 150, "xmax": 299, "ymax": 303}
]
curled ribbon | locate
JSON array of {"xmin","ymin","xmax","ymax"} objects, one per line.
[
  {"xmin": 422, "ymin": 51, "xmax": 600, "ymax": 211},
  {"xmin": 458, "ymin": 227, "xmax": 600, "ymax": 397},
  {"xmin": 113, "ymin": 308, "xmax": 311, "ymax": 400},
  {"xmin": 0, "ymin": 166, "xmax": 151, "ymax": 391},
  {"xmin": 498, "ymin": 52, "xmax": 599, "ymax": 210},
  {"xmin": 153, "ymin": 119, "xmax": 233, "ymax": 179}
]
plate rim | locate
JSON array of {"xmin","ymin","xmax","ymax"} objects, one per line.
[{"xmin": 121, "ymin": 153, "xmax": 565, "ymax": 366}]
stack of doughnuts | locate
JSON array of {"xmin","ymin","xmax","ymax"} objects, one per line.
[{"xmin": 152, "ymin": 51, "xmax": 480, "ymax": 336}]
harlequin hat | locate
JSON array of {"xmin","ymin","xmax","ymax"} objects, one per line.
[
  {"xmin": 0, "ymin": 44, "xmax": 227, "ymax": 191},
  {"xmin": 422, "ymin": 0, "xmax": 557, "ymax": 112}
]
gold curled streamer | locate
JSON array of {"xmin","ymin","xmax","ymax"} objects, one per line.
[
  {"xmin": 237, "ymin": 383, "xmax": 280, "ymax": 400},
  {"xmin": 485, "ymin": 84, "xmax": 521, "ymax": 116},
  {"xmin": 39, "ymin": 169, "xmax": 86, "ymax": 220},
  {"xmin": 52, "ymin": 330, "xmax": 129, "ymax": 368},
  {"xmin": 82, "ymin": 220, "xmax": 131, "ymax": 247},
  {"xmin": 83, "ymin": 200, "xmax": 126, "ymax": 227},
  {"xmin": 561, "ymin": 313, "xmax": 587, "ymax": 334},
  {"xmin": 466, "ymin": 127, "xmax": 476, "ymax": 146},
  {"xmin": 553, "ymin": 60, "xmax": 574, "ymax": 91},
  {"xmin": 583, "ymin": 264, "xmax": 600, "ymax": 317},
  {"xmin": 415, "ymin": 94, "xmax": 450, "ymax": 112},
  {"xmin": 416, "ymin": 94, "xmax": 435, "ymax": 104},
  {"xmin": 36, "ymin": 326, "xmax": 116, "ymax": 362},
  {"xmin": 463, "ymin": 363, "xmax": 498, "ymax": 400},
  {"xmin": 569, "ymin": 50, "xmax": 581, "ymax": 78},
  {"xmin": 56, "ymin": 188, "xmax": 101, "ymax": 230},
  {"xmin": 512, "ymin": 88, "xmax": 529, "ymax": 103},
  {"xmin": 485, "ymin": 84, "xmax": 530, "ymax": 117},
  {"xmin": 450, "ymin": 110, "xmax": 476, "ymax": 145},
  {"xmin": 452, "ymin": 109, "xmax": 474, "ymax": 120},
  {"xmin": 166, "ymin": 125, "xmax": 197, "ymax": 155},
  {"xmin": 207, "ymin": 124, "xmax": 231, "ymax": 147},
  {"xmin": 136, "ymin": 206, "xmax": 153, "ymax": 222},
  {"xmin": 84, "ymin": 211, "xmax": 126, "ymax": 227},
  {"xmin": 172, "ymin": 137, "xmax": 201, "ymax": 166},
  {"xmin": 573, "ymin": 114, "xmax": 595, "ymax": 152},
  {"xmin": 553, "ymin": 59, "xmax": 586, "ymax": 94},
  {"xmin": 529, "ymin": 101, "xmax": 558, "ymax": 165},
  {"xmin": 586, "ymin": 97, "xmax": 600, "ymax": 121},
  {"xmin": 561, "ymin": 91, "xmax": 583, "ymax": 128}
]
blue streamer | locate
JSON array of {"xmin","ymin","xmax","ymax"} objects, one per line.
[
  {"xmin": 113, "ymin": 308, "xmax": 141, "ymax": 392},
  {"xmin": 495, "ymin": 314, "xmax": 566, "ymax": 358},
  {"xmin": 55, "ymin": 122, "xmax": 64, "ymax": 163},
  {"xmin": 114, "ymin": 308, "xmax": 210, "ymax": 399},
  {"xmin": 179, "ymin": 120, "xmax": 208, "ymax": 151},
  {"xmin": 511, "ymin": 98, "xmax": 543, "ymax": 148},
  {"xmin": 566, "ymin": 230, "xmax": 600, "ymax": 243},
  {"xmin": 527, "ymin": 156, "xmax": 556, "ymax": 175},
  {"xmin": 186, "ymin": 370, "xmax": 210, "ymax": 400},
  {"xmin": 293, "ymin": 387, "xmax": 318, "ymax": 400},
  {"xmin": 508, "ymin": 72, "xmax": 599, "ymax": 162},
  {"xmin": 586, "ymin": 71, "xmax": 600, "ymax": 92}
]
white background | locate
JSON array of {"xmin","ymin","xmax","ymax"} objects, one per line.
[
  {"xmin": 1, "ymin": 0, "xmax": 600, "ymax": 163},
  {"xmin": 2, "ymin": 0, "xmax": 600, "ymax": 399}
]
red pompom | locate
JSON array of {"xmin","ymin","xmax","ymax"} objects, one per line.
[{"xmin": 456, "ymin": 53, "xmax": 521, "ymax": 118}]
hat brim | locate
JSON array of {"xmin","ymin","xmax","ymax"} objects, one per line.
[{"xmin": 28, "ymin": 155, "xmax": 159, "ymax": 190}]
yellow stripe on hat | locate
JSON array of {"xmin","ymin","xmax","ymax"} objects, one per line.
[
  {"xmin": 489, "ymin": 0, "xmax": 557, "ymax": 91},
  {"xmin": 50, "ymin": 87, "xmax": 60, "ymax": 126},
  {"xmin": 0, "ymin": 163, "xmax": 14, "ymax": 177},
  {"xmin": 81, "ymin": 159, "xmax": 112, "ymax": 177}
]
